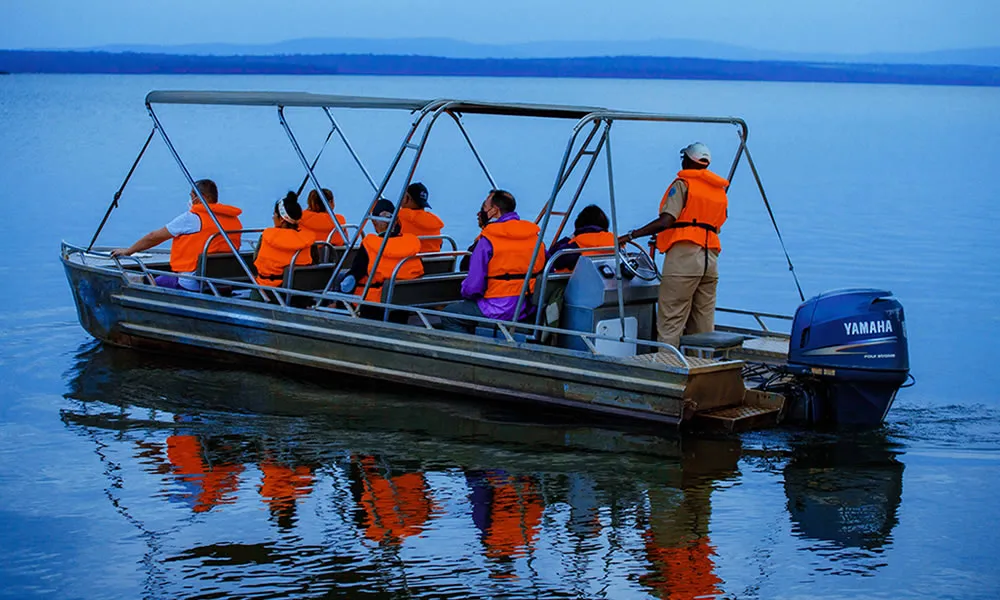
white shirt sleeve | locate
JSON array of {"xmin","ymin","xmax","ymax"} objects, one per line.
[{"xmin": 165, "ymin": 211, "xmax": 201, "ymax": 237}]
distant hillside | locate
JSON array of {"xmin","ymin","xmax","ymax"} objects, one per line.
[
  {"xmin": 1, "ymin": 51, "xmax": 998, "ymax": 87},
  {"xmin": 69, "ymin": 37, "xmax": 1000, "ymax": 67}
]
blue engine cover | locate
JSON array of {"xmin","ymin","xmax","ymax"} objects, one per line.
[{"xmin": 788, "ymin": 288, "xmax": 909, "ymax": 373}]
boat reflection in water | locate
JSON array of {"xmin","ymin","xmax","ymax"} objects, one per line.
[
  {"xmin": 784, "ymin": 434, "xmax": 904, "ymax": 552},
  {"xmin": 61, "ymin": 342, "xmax": 904, "ymax": 597}
]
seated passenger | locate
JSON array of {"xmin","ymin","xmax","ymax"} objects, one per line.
[
  {"xmin": 252, "ymin": 192, "xmax": 313, "ymax": 301},
  {"xmin": 439, "ymin": 189, "xmax": 545, "ymax": 334},
  {"xmin": 111, "ymin": 179, "xmax": 243, "ymax": 291},
  {"xmin": 547, "ymin": 204, "xmax": 615, "ymax": 273},
  {"xmin": 299, "ymin": 187, "xmax": 348, "ymax": 246},
  {"xmin": 397, "ymin": 182, "xmax": 445, "ymax": 253},
  {"xmin": 339, "ymin": 198, "xmax": 424, "ymax": 320}
]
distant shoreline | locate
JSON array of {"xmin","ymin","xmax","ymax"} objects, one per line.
[{"xmin": 2, "ymin": 50, "xmax": 998, "ymax": 87}]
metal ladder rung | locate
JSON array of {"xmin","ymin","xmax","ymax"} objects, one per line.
[
  {"xmin": 549, "ymin": 211, "xmax": 568, "ymax": 216},
  {"xmin": 404, "ymin": 142, "xmax": 420, "ymax": 150}
]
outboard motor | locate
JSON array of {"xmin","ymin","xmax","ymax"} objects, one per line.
[{"xmin": 784, "ymin": 289, "xmax": 909, "ymax": 427}]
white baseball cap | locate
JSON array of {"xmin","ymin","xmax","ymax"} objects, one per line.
[{"xmin": 681, "ymin": 142, "xmax": 711, "ymax": 165}]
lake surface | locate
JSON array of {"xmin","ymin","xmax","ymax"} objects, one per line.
[{"xmin": 0, "ymin": 73, "xmax": 998, "ymax": 599}]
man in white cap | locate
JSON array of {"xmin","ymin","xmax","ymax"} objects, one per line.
[{"xmin": 618, "ymin": 142, "xmax": 729, "ymax": 349}]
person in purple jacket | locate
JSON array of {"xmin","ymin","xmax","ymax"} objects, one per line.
[{"xmin": 439, "ymin": 190, "xmax": 545, "ymax": 334}]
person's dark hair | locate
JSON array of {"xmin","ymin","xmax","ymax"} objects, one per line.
[
  {"xmin": 574, "ymin": 204, "xmax": 609, "ymax": 232},
  {"xmin": 274, "ymin": 191, "xmax": 303, "ymax": 228},
  {"xmin": 681, "ymin": 156, "xmax": 708, "ymax": 171},
  {"xmin": 306, "ymin": 188, "xmax": 334, "ymax": 212},
  {"xmin": 489, "ymin": 189, "xmax": 516, "ymax": 214},
  {"xmin": 194, "ymin": 179, "xmax": 218, "ymax": 203}
]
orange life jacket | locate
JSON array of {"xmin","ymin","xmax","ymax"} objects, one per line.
[
  {"xmin": 169, "ymin": 203, "xmax": 243, "ymax": 273},
  {"xmin": 481, "ymin": 219, "xmax": 546, "ymax": 299},
  {"xmin": 254, "ymin": 227, "xmax": 314, "ymax": 287},
  {"xmin": 357, "ymin": 233, "xmax": 424, "ymax": 302},
  {"xmin": 556, "ymin": 230, "xmax": 616, "ymax": 273},
  {"xmin": 398, "ymin": 207, "xmax": 445, "ymax": 253},
  {"xmin": 165, "ymin": 435, "xmax": 243, "ymax": 513},
  {"xmin": 299, "ymin": 209, "xmax": 348, "ymax": 245},
  {"xmin": 655, "ymin": 169, "xmax": 728, "ymax": 253}
]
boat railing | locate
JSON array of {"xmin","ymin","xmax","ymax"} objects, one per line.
[
  {"xmin": 63, "ymin": 242, "xmax": 693, "ymax": 368},
  {"xmin": 715, "ymin": 307, "xmax": 793, "ymax": 338},
  {"xmin": 416, "ymin": 234, "xmax": 458, "ymax": 252}
]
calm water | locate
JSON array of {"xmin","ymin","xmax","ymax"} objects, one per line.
[{"xmin": 1, "ymin": 74, "xmax": 999, "ymax": 599}]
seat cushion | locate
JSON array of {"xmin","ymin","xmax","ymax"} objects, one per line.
[{"xmin": 680, "ymin": 331, "xmax": 746, "ymax": 349}]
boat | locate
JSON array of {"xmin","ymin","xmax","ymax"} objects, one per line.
[{"xmin": 62, "ymin": 90, "xmax": 911, "ymax": 431}]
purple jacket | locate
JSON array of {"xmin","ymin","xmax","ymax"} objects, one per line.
[{"xmin": 461, "ymin": 212, "xmax": 534, "ymax": 321}]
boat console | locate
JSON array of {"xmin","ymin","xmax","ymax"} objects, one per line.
[{"xmin": 561, "ymin": 256, "xmax": 659, "ymax": 356}]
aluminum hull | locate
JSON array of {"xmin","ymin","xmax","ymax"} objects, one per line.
[{"xmin": 64, "ymin": 258, "xmax": 751, "ymax": 427}]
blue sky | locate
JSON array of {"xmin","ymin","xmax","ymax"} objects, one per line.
[{"xmin": 2, "ymin": 0, "xmax": 997, "ymax": 53}]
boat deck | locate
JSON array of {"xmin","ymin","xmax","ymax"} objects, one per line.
[{"xmin": 733, "ymin": 336, "xmax": 790, "ymax": 364}]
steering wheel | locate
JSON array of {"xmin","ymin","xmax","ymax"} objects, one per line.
[{"xmin": 618, "ymin": 240, "xmax": 660, "ymax": 281}]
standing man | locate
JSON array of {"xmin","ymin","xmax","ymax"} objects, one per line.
[
  {"xmin": 618, "ymin": 143, "xmax": 728, "ymax": 349},
  {"xmin": 397, "ymin": 182, "xmax": 445, "ymax": 253},
  {"xmin": 111, "ymin": 179, "xmax": 243, "ymax": 291},
  {"xmin": 439, "ymin": 189, "xmax": 545, "ymax": 334}
]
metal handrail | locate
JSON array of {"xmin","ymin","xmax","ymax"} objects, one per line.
[{"xmin": 416, "ymin": 234, "xmax": 458, "ymax": 252}]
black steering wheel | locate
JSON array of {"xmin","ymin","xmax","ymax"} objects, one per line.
[{"xmin": 618, "ymin": 240, "xmax": 660, "ymax": 281}]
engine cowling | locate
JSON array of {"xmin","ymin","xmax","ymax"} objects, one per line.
[{"xmin": 785, "ymin": 289, "xmax": 909, "ymax": 427}]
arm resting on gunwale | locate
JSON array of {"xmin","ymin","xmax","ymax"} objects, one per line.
[{"xmin": 110, "ymin": 227, "xmax": 172, "ymax": 257}]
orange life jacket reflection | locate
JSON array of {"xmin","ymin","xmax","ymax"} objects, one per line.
[
  {"xmin": 556, "ymin": 230, "xmax": 616, "ymax": 273},
  {"xmin": 356, "ymin": 456, "xmax": 435, "ymax": 544},
  {"xmin": 165, "ymin": 435, "xmax": 243, "ymax": 513},
  {"xmin": 655, "ymin": 169, "xmax": 728, "ymax": 254},
  {"xmin": 398, "ymin": 207, "xmax": 445, "ymax": 253},
  {"xmin": 641, "ymin": 530, "xmax": 722, "ymax": 600},
  {"xmin": 481, "ymin": 220, "xmax": 546, "ymax": 298},
  {"xmin": 170, "ymin": 203, "xmax": 243, "ymax": 273},
  {"xmin": 259, "ymin": 461, "xmax": 314, "ymax": 517},
  {"xmin": 357, "ymin": 233, "xmax": 423, "ymax": 302},
  {"xmin": 479, "ymin": 474, "xmax": 544, "ymax": 561},
  {"xmin": 299, "ymin": 210, "xmax": 348, "ymax": 245},
  {"xmin": 254, "ymin": 227, "xmax": 314, "ymax": 287}
]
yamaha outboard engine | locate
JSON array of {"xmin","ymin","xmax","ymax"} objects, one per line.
[{"xmin": 785, "ymin": 289, "xmax": 909, "ymax": 427}]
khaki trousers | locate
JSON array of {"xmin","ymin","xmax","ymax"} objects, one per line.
[{"xmin": 656, "ymin": 271, "xmax": 718, "ymax": 350}]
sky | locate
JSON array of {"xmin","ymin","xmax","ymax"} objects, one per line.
[{"xmin": 1, "ymin": 0, "xmax": 998, "ymax": 54}]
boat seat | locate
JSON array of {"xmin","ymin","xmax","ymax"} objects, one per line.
[
  {"xmin": 283, "ymin": 264, "xmax": 337, "ymax": 292},
  {"xmin": 421, "ymin": 254, "xmax": 463, "ymax": 276},
  {"xmin": 197, "ymin": 251, "xmax": 257, "ymax": 280},
  {"xmin": 680, "ymin": 331, "xmax": 747, "ymax": 359},
  {"xmin": 382, "ymin": 274, "xmax": 464, "ymax": 307}
]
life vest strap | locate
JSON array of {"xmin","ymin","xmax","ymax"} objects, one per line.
[
  {"xmin": 258, "ymin": 273, "xmax": 284, "ymax": 281},
  {"xmin": 670, "ymin": 220, "xmax": 718, "ymax": 233},
  {"xmin": 487, "ymin": 272, "xmax": 540, "ymax": 281}
]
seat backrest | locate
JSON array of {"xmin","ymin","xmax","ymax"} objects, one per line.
[
  {"xmin": 532, "ymin": 272, "xmax": 571, "ymax": 306},
  {"xmin": 198, "ymin": 251, "xmax": 257, "ymax": 280},
  {"xmin": 284, "ymin": 264, "xmax": 338, "ymax": 291},
  {"xmin": 312, "ymin": 244, "xmax": 356, "ymax": 265},
  {"xmin": 382, "ymin": 274, "xmax": 465, "ymax": 307},
  {"xmin": 421, "ymin": 255, "xmax": 461, "ymax": 276}
]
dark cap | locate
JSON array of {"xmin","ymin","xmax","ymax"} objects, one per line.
[
  {"xmin": 406, "ymin": 182, "xmax": 430, "ymax": 208},
  {"xmin": 371, "ymin": 198, "xmax": 395, "ymax": 217}
]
